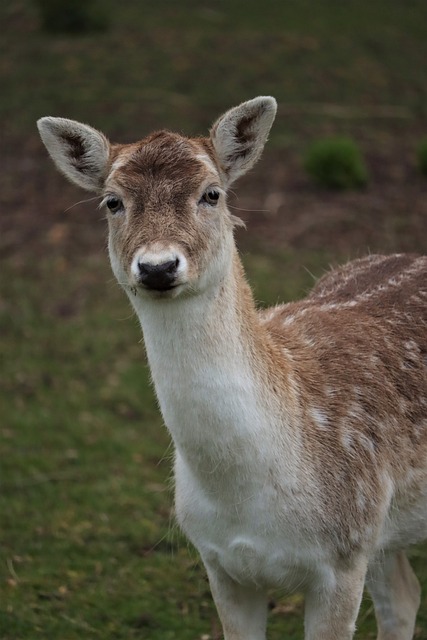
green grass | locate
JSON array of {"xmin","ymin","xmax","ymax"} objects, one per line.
[
  {"xmin": 304, "ymin": 137, "xmax": 368, "ymax": 189},
  {"xmin": 2, "ymin": 249, "xmax": 427, "ymax": 639},
  {"xmin": 0, "ymin": 250, "xmax": 310, "ymax": 640},
  {"xmin": 1, "ymin": 0, "xmax": 427, "ymax": 637},
  {"xmin": 1, "ymin": 0, "xmax": 427, "ymax": 143},
  {"xmin": 35, "ymin": 0, "xmax": 110, "ymax": 34},
  {"xmin": 418, "ymin": 139, "xmax": 427, "ymax": 176}
]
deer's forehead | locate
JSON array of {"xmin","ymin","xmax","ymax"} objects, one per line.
[{"xmin": 108, "ymin": 132, "xmax": 218, "ymax": 198}]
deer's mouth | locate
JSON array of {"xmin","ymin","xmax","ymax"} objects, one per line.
[
  {"xmin": 132, "ymin": 281, "xmax": 188, "ymax": 299},
  {"xmin": 142, "ymin": 282, "xmax": 178, "ymax": 292}
]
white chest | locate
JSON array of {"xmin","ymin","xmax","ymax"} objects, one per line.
[
  {"xmin": 174, "ymin": 451, "xmax": 328, "ymax": 590},
  {"xmin": 131, "ymin": 291, "xmax": 316, "ymax": 588}
]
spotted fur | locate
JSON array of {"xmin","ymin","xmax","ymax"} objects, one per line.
[{"xmin": 38, "ymin": 97, "xmax": 426, "ymax": 640}]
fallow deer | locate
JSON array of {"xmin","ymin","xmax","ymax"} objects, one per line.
[{"xmin": 38, "ymin": 97, "xmax": 427, "ymax": 639}]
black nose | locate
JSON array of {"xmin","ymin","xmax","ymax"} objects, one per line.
[{"xmin": 137, "ymin": 258, "xmax": 179, "ymax": 290}]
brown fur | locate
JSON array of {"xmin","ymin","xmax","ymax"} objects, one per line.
[
  {"xmin": 260, "ymin": 254, "xmax": 427, "ymax": 553},
  {"xmin": 37, "ymin": 98, "xmax": 426, "ymax": 639},
  {"xmin": 106, "ymin": 132, "xmax": 222, "ymax": 282}
]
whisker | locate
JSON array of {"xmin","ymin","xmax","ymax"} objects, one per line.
[
  {"xmin": 227, "ymin": 187, "xmax": 270, "ymax": 212},
  {"xmin": 64, "ymin": 196, "xmax": 102, "ymax": 212},
  {"xmin": 228, "ymin": 203, "xmax": 270, "ymax": 213}
]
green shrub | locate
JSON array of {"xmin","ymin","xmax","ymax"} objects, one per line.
[
  {"xmin": 35, "ymin": 0, "xmax": 110, "ymax": 34},
  {"xmin": 417, "ymin": 139, "xmax": 427, "ymax": 176},
  {"xmin": 304, "ymin": 137, "xmax": 368, "ymax": 189}
]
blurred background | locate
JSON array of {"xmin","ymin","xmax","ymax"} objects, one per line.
[{"xmin": 1, "ymin": 1, "xmax": 426, "ymax": 638}]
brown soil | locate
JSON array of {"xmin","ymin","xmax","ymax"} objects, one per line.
[
  {"xmin": 234, "ymin": 147, "xmax": 427, "ymax": 257},
  {"xmin": 1, "ymin": 141, "xmax": 426, "ymax": 266}
]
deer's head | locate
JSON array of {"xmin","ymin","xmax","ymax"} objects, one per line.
[{"xmin": 38, "ymin": 97, "xmax": 277, "ymax": 299}]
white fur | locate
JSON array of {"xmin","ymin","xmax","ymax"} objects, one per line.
[
  {"xmin": 128, "ymin": 273, "xmax": 314, "ymax": 594},
  {"xmin": 37, "ymin": 117, "xmax": 109, "ymax": 191},
  {"xmin": 211, "ymin": 96, "xmax": 277, "ymax": 185},
  {"xmin": 38, "ymin": 97, "xmax": 426, "ymax": 640}
]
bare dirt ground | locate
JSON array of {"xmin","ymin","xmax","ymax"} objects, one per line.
[
  {"xmin": 235, "ymin": 146, "xmax": 427, "ymax": 257},
  {"xmin": 2, "ymin": 140, "xmax": 426, "ymax": 269}
]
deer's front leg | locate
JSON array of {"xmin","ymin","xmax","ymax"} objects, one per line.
[
  {"xmin": 303, "ymin": 557, "xmax": 368, "ymax": 640},
  {"xmin": 204, "ymin": 561, "xmax": 268, "ymax": 640}
]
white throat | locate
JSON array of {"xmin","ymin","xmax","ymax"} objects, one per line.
[{"xmin": 128, "ymin": 259, "xmax": 277, "ymax": 480}]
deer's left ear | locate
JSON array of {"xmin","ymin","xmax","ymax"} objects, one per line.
[
  {"xmin": 37, "ymin": 117, "xmax": 110, "ymax": 193},
  {"xmin": 210, "ymin": 96, "xmax": 277, "ymax": 186}
]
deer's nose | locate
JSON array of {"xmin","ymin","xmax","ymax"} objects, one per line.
[{"xmin": 137, "ymin": 258, "xmax": 179, "ymax": 290}]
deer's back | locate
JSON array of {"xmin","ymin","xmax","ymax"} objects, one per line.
[
  {"xmin": 264, "ymin": 253, "xmax": 426, "ymax": 365},
  {"xmin": 305, "ymin": 254, "xmax": 427, "ymax": 363},
  {"xmin": 310, "ymin": 253, "xmax": 426, "ymax": 312}
]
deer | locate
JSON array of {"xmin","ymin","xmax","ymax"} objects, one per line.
[{"xmin": 37, "ymin": 96, "xmax": 427, "ymax": 640}]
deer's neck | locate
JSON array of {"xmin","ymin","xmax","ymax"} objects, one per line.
[{"xmin": 130, "ymin": 249, "xmax": 297, "ymax": 480}]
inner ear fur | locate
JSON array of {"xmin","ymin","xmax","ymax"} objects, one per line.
[
  {"xmin": 37, "ymin": 117, "xmax": 110, "ymax": 192},
  {"xmin": 210, "ymin": 96, "xmax": 277, "ymax": 186}
]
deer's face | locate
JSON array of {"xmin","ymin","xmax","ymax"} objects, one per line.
[
  {"xmin": 37, "ymin": 96, "xmax": 277, "ymax": 299},
  {"xmin": 104, "ymin": 132, "xmax": 234, "ymax": 299}
]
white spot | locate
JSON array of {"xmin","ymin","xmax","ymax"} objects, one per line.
[
  {"xmin": 356, "ymin": 489, "xmax": 366, "ymax": 511},
  {"xmin": 310, "ymin": 407, "xmax": 329, "ymax": 431},
  {"xmin": 195, "ymin": 153, "xmax": 219, "ymax": 175},
  {"xmin": 282, "ymin": 314, "xmax": 296, "ymax": 327},
  {"xmin": 109, "ymin": 153, "xmax": 133, "ymax": 177},
  {"xmin": 357, "ymin": 432, "xmax": 376, "ymax": 455},
  {"xmin": 341, "ymin": 431, "xmax": 354, "ymax": 451}
]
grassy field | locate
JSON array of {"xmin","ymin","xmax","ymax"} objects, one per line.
[{"xmin": 1, "ymin": 1, "xmax": 427, "ymax": 638}]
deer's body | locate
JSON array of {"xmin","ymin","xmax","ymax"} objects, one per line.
[
  {"xmin": 38, "ymin": 98, "xmax": 427, "ymax": 639},
  {"xmin": 140, "ymin": 250, "xmax": 427, "ymax": 598}
]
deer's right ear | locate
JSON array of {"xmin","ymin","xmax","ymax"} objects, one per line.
[{"xmin": 37, "ymin": 117, "xmax": 110, "ymax": 193}]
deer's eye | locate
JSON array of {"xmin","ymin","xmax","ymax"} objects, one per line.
[
  {"xmin": 200, "ymin": 188, "xmax": 220, "ymax": 207},
  {"xmin": 106, "ymin": 196, "xmax": 124, "ymax": 214}
]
